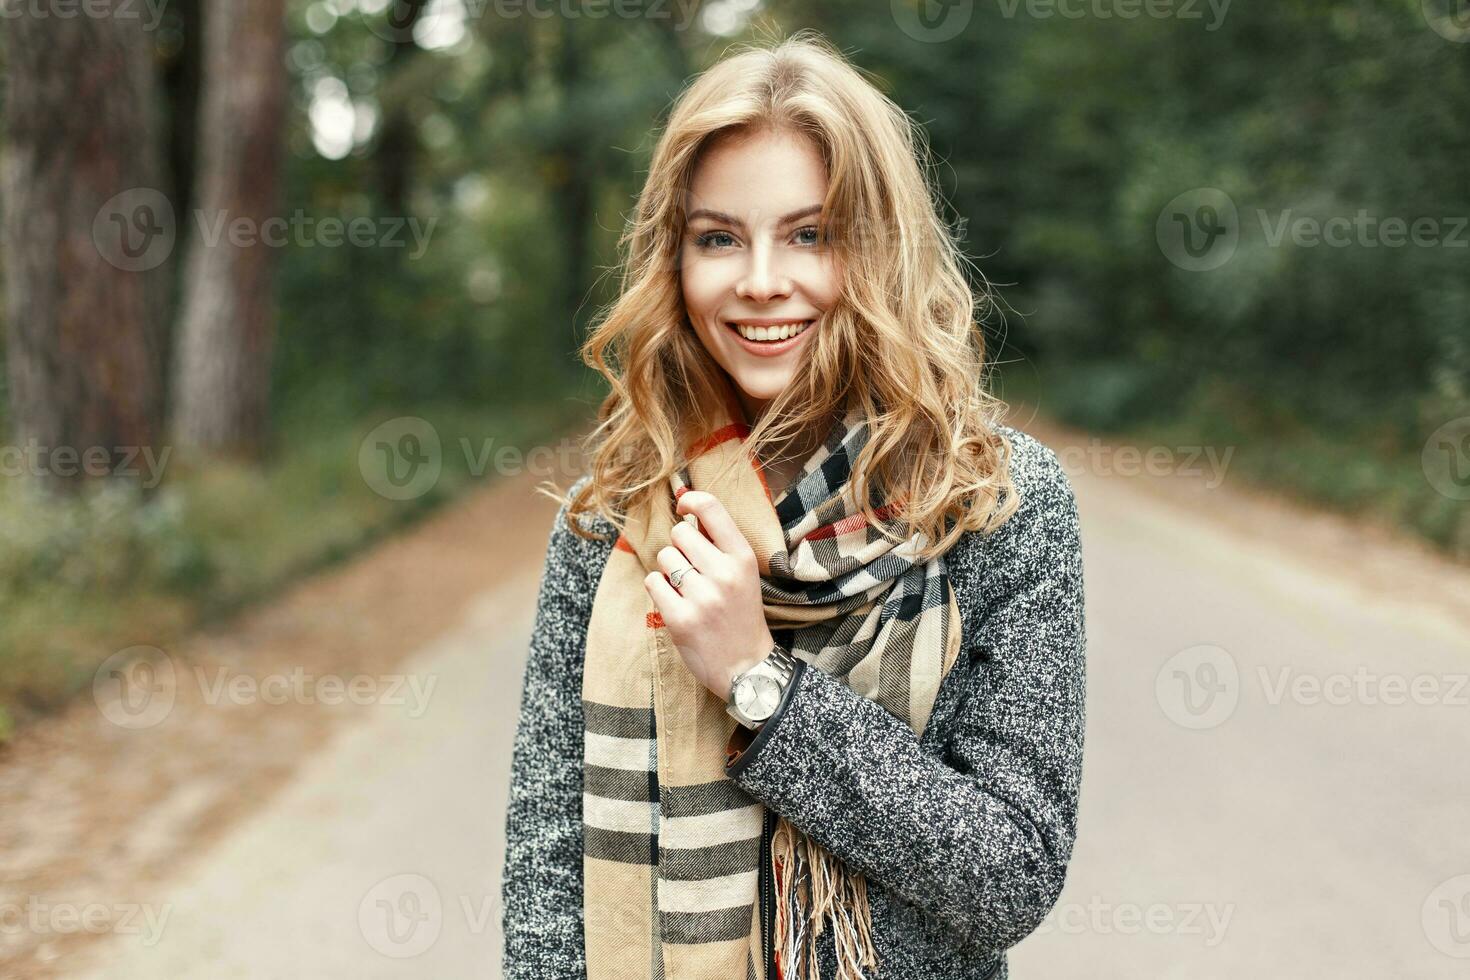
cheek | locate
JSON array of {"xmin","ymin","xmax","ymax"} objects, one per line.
[
  {"xmin": 679, "ymin": 261, "xmax": 722, "ymax": 351},
  {"xmin": 679, "ymin": 255, "xmax": 715, "ymax": 315},
  {"xmin": 802, "ymin": 253, "xmax": 843, "ymax": 308}
]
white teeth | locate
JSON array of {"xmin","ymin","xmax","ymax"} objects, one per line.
[{"xmin": 732, "ymin": 320, "xmax": 813, "ymax": 342}]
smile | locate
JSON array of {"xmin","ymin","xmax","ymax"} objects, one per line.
[{"xmin": 724, "ymin": 318, "xmax": 815, "ymax": 356}]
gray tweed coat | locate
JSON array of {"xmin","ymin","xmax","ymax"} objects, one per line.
[{"xmin": 501, "ymin": 425, "xmax": 1087, "ymax": 979}]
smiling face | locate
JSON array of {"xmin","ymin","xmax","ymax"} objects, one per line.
[{"xmin": 679, "ymin": 127, "xmax": 842, "ymax": 423}]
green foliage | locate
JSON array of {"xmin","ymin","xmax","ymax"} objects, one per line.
[
  {"xmin": 0, "ymin": 482, "xmax": 210, "ymax": 599},
  {"xmin": 803, "ymin": 0, "xmax": 1469, "ymax": 554},
  {"xmin": 0, "ymin": 396, "xmax": 589, "ymax": 732}
]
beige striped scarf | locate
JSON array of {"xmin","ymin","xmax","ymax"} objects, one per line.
[{"xmin": 581, "ymin": 380, "xmax": 963, "ymax": 979}]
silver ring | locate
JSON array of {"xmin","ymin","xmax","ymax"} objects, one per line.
[{"xmin": 669, "ymin": 564, "xmax": 695, "ymax": 589}]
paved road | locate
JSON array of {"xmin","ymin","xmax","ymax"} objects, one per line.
[
  {"xmin": 1011, "ymin": 469, "xmax": 1470, "ymax": 978},
  {"xmin": 69, "ymin": 439, "xmax": 1470, "ymax": 978}
]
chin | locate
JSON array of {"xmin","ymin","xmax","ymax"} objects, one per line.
[{"xmin": 730, "ymin": 373, "xmax": 794, "ymax": 405}]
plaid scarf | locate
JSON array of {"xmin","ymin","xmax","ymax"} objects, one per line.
[{"xmin": 581, "ymin": 378, "xmax": 964, "ymax": 979}]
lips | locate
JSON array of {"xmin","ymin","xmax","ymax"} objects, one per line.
[{"xmin": 724, "ymin": 318, "xmax": 816, "ymax": 357}]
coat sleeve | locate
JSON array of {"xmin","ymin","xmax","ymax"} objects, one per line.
[
  {"xmin": 501, "ymin": 478, "xmax": 607, "ymax": 979},
  {"xmin": 724, "ymin": 440, "xmax": 1086, "ymax": 952}
]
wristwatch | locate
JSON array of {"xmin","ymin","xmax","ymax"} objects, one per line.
[{"xmin": 726, "ymin": 643, "xmax": 798, "ymax": 730}]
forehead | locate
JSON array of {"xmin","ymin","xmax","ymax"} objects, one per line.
[{"xmin": 684, "ymin": 128, "xmax": 827, "ymax": 218}]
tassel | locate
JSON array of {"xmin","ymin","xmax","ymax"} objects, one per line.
[{"xmin": 771, "ymin": 815, "xmax": 880, "ymax": 979}]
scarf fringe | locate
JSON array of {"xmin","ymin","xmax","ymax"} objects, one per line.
[{"xmin": 772, "ymin": 814, "xmax": 879, "ymax": 980}]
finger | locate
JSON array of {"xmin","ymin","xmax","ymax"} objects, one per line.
[
  {"xmin": 670, "ymin": 517, "xmax": 722, "ymax": 572},
  {"xmin": 656, "ymin": 544, "xmax": 697, "ymax": 577},
  {"xmin": 644, "ymin": 569, "xmax": 684, "ymax": 612},
  {"xmin": 656, "ymin": 545, "xmax": 710, "ymax": 592},
  {"xmin": 674, "ymin": 490, "xmax": 749, "ymax": 558}
]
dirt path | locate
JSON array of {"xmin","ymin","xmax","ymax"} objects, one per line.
[
  {"xmin": 4, "ymin": 412, "xmax": 1468, "ymax": 978},
  {"xmin": 63, "ymin": 587, "xmax": 536, "ymax": 978}
]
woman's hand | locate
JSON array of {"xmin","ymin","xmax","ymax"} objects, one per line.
[{"xmin": 643, "ymin": 490, "xmax": 775, "ymax": 701}]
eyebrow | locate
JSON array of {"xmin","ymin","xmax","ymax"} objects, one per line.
[{"xmin": 685, "ymin": 204, "xmax": 823, "ymax": 228}]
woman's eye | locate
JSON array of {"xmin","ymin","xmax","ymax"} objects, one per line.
[
  {"xmin": 794, "ymin": 226, "xmax": 821, "ymax": 246},
  {"xmin": 693, "ymin": 231, "xmax": 735, "ymax": 249}
]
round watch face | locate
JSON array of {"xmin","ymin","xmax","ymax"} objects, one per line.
[{"xmin": 735, "ymin": 673, "xmax": 782, "ymax": 719}]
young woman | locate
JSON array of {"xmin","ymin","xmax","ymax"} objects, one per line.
[{"xmin": 502, "ymin": 31, "xmax": 1086, "ymax": 980}]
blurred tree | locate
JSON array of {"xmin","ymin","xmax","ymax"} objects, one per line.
[
  {"xmin": 171, "ymin": 0, "xmax": 289, "ymax": 456},
  {"xmin": 159, "ymin": 0, "xmax": 203, "ymax": 235},
  {"xmin": 152, "ymin": 0, "xmax": 203, "ymax": 407},
  {"xmin": 1, "ymin": 0, "xmax": 168, "ymax": 489},
  {"xmin": 373, "ymin": 0, "xmax": 430, "ymax": 216}
]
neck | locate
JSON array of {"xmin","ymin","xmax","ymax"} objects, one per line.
[
  {"xmin": 747, "ymin": 407, "xmax": 834, "ymax": 481},
  {"xmin": 735, "ymin": 388, "xmax": 768, "ymax": 428}
]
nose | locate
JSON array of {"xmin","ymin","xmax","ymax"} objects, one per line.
[{"xmin": 735, "ymin": 239, "xmax": 793, "ymax": 303}]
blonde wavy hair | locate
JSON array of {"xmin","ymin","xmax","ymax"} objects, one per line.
[{"xmin": 551, "ymin": 29, "xmax": 1018, "ymax": 561}]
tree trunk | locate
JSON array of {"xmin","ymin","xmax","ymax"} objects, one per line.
[
  {"xmin": 375, "ymin": 0, "xmax": 428, "ymax": 217},
  {"xmin": 171, "ymin": 0, "xmax": 287, "ymax": 456},
  {"xmin": 550, "ymin": 17, "xmax": 594, "ymax": 382},
  {"xmin": 161, "ymin": 0, "xmax": 204, "ymax": 268},
  {"xmin": 1, "ymin": 0, "xmax": 169, "ymax": 490}
]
